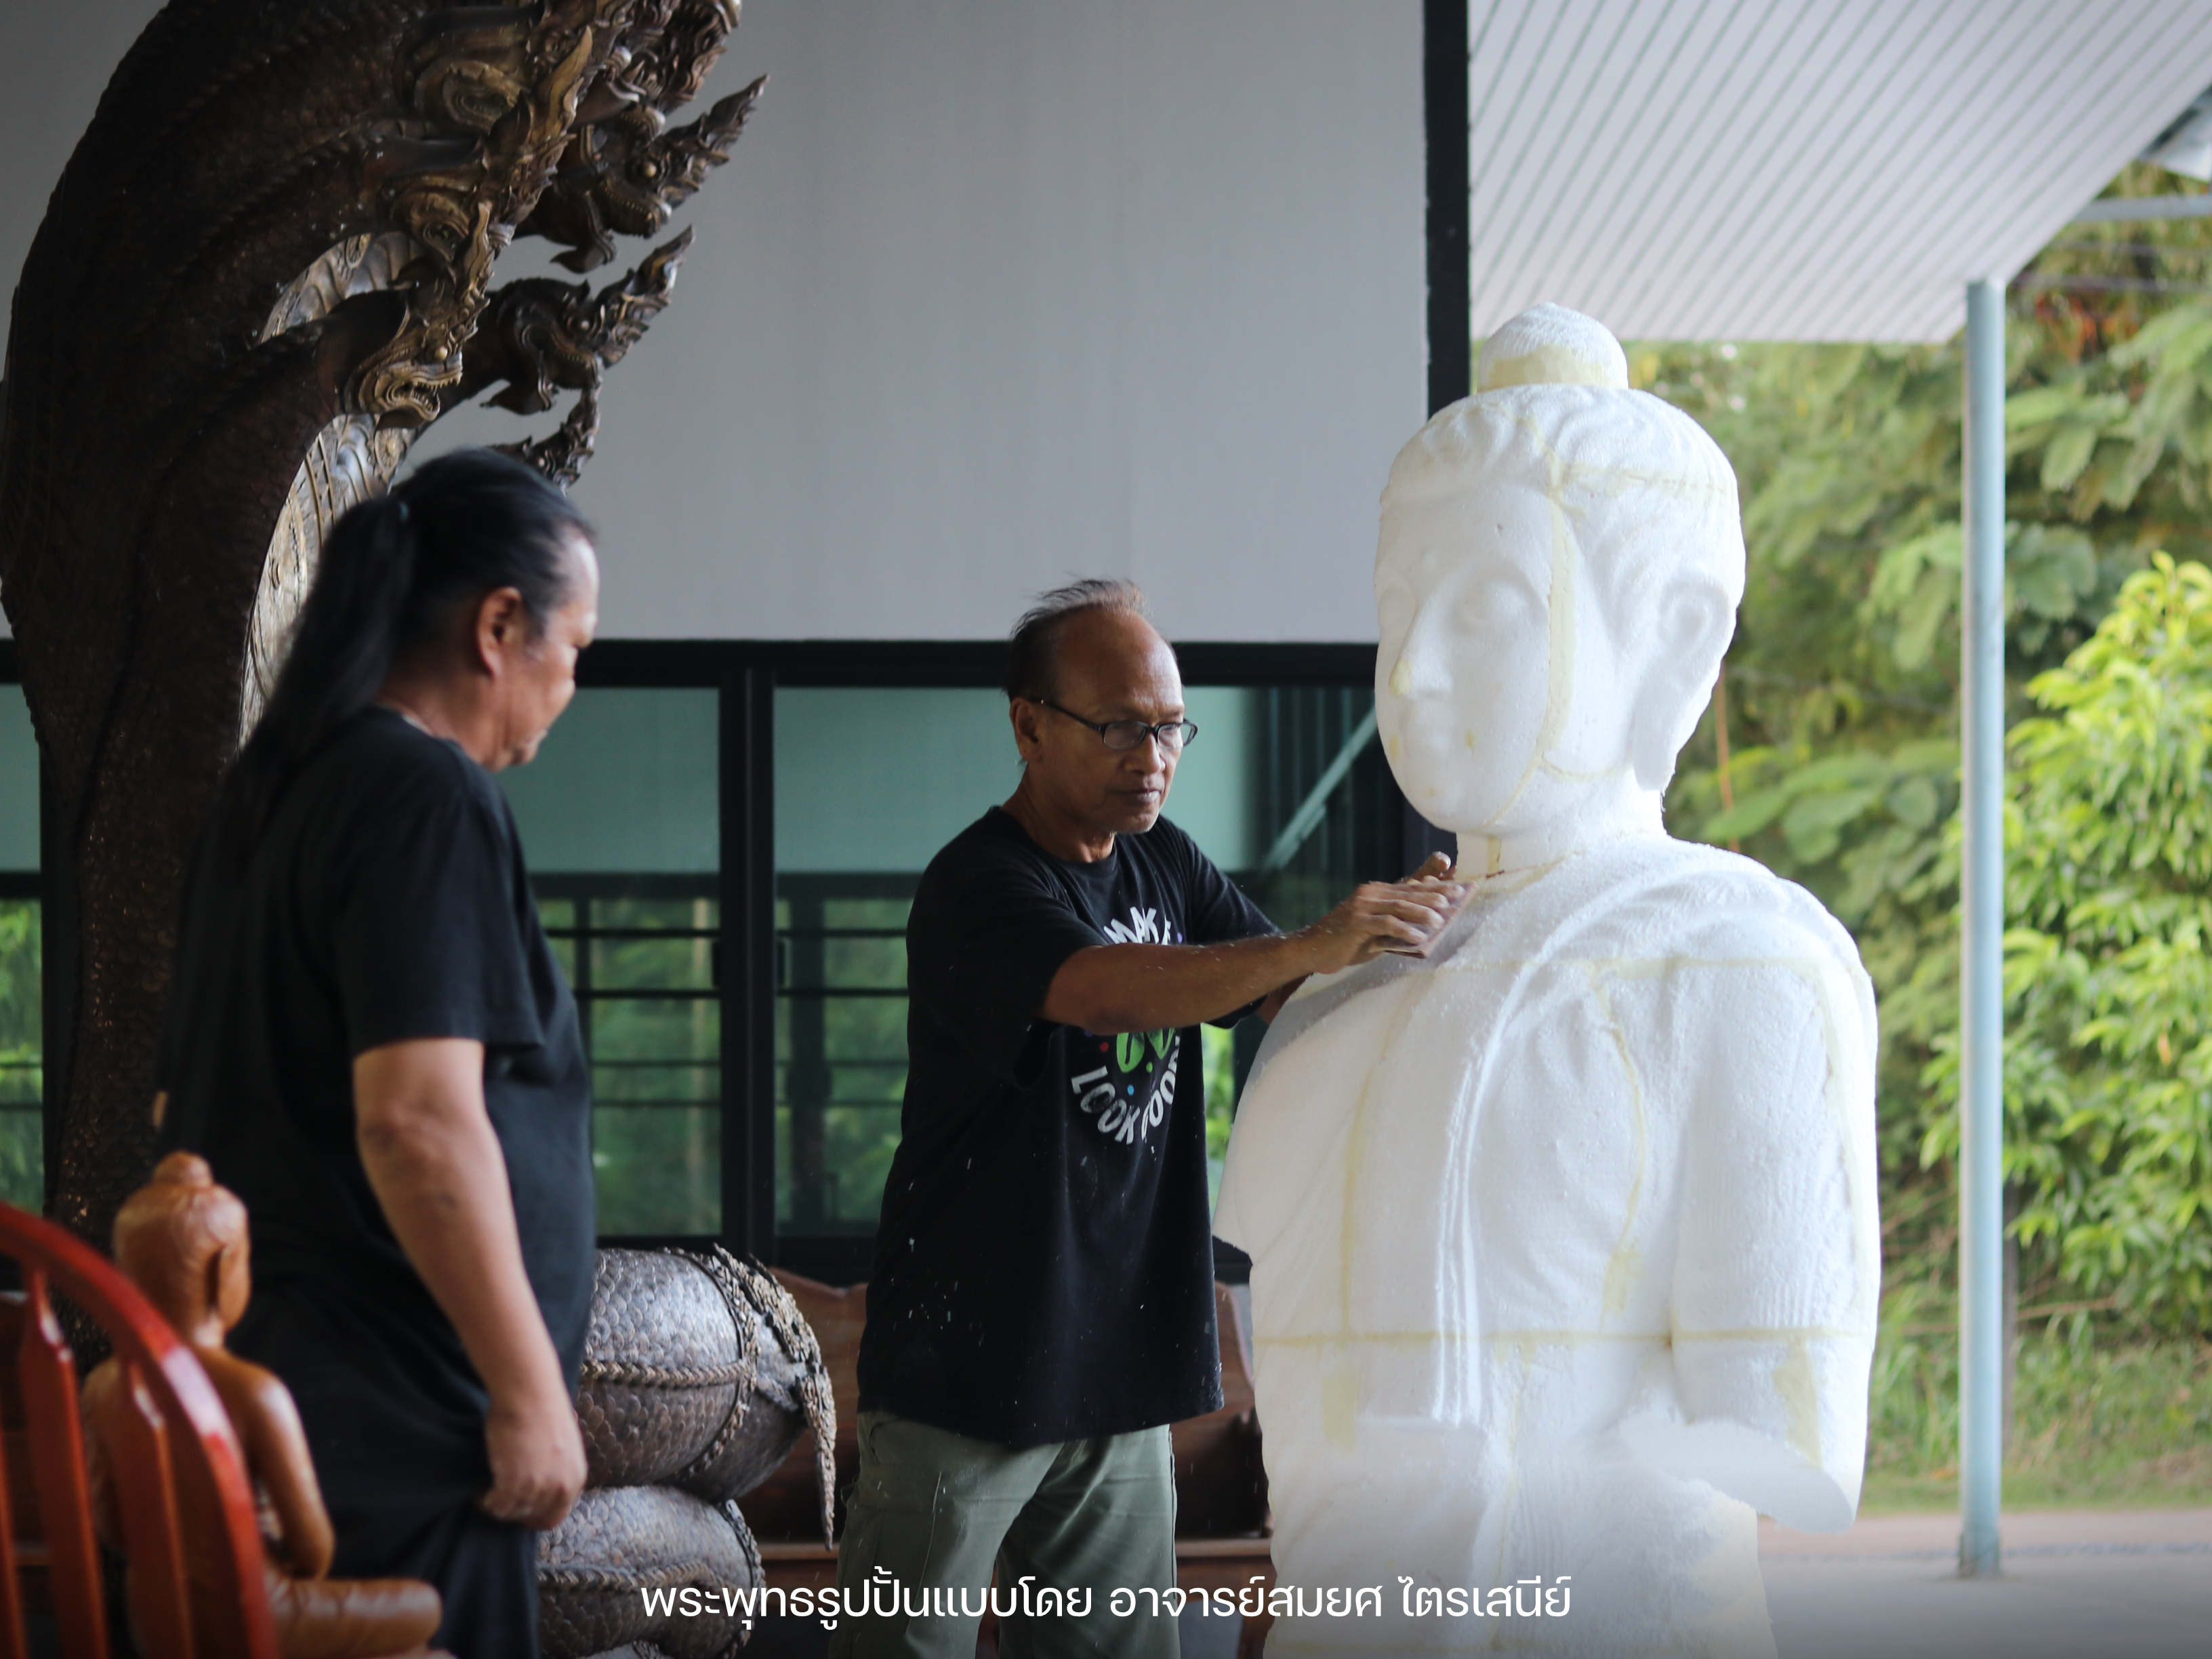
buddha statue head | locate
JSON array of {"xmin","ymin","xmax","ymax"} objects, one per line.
[
  {"xmin": 112, "ymin": 1151, "xmax": 251, "ymax": 1347},
  {"xmin": 1375, "ymin": 303, "xmax": 1744, "ymax": 857}
]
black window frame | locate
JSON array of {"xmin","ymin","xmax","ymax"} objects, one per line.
[{"xmin": 3, "ymin": 634, "xmax": 1444, "ymax": 1273}]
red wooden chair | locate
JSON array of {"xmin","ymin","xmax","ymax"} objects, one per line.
[{"xmin": 0, "ymin": 1200, "xmax": 279, "ymax": 1658}]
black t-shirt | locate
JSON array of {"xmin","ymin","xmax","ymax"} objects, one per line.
[
  {"xmin": 155, "ymin": 707, "xmax": 593, "ymax": 1504},
  {"xmin": 858, "ymin": 806, "xmax": 1274, "ymax": 1447}
]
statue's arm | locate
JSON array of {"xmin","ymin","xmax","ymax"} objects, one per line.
[
  {"xmin": 207, "ymin": 1351, "xmax": 337, "ymax": 1579},
  {"xmin": 1621, "ymin": 954, "xmax": 1881, "ymax": 1532}
]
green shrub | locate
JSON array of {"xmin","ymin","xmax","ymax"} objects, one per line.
[{"xmin": 1973, "ymin": 555, "xmax": 2212, "ymax": 1328}]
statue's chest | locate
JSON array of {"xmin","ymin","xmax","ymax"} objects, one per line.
[{"xmin": 1343, "ymin": 957, "xmax": 1681, "ymax": 1320}]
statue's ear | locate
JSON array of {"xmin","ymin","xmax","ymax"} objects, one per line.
[
  {"xmin": 211, "ymin": 1237, "xmax": 251, "ymax": 1336},
  {"xmin": 1629, "ymin": 584, "xmax": 1736, "ymax": 791}
]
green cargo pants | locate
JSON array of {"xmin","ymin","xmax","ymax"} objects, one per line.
[{"xmin": 827, "ymin": 1410, "xmax": 1180, "ymax": 1659}]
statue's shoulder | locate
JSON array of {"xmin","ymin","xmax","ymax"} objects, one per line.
[
  {"xmin": 1570, "ymin": 842, "xmax": 1877, "ymax": 1081},
  {"xmin": 1570, "ymin": 838, "xmax": 1866, "ymax": 979}
]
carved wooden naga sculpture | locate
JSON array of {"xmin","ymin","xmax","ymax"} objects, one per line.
[{"xmin": 0, "ymin": 0, "xmax": 763, "ymax": 1248}]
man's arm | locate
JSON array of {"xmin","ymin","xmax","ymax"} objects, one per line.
[
  {"xmin": 1040, "ymin": 876, "xmax": 1463, "ymax": 1034},
  {"xmin": 354, "ymin": 1038, "xmax": 587, "ymax": 1532}
]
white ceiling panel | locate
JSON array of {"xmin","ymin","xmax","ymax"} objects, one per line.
[{"xmin": 1469, "ymin": 0, "xmax": 2212, "ymax": 342}]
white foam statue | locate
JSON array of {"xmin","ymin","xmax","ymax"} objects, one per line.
[{"xmin": 1214, "ymin": 304, "xmax": 1879, "ymax": 1658}]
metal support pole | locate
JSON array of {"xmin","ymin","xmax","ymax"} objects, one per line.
[{"xmin": 1959, "ymin": 277, "xmax": 2006, "ymax": 1579}]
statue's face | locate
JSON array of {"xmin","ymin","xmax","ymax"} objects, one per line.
[{"xmin": 1376, "ymin": 483, "xmax": 1626, "ymax": 834}]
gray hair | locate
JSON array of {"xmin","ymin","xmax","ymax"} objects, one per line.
[{"xmin": 1004, "ymin": 578, "xmax": 1149, "ymax": 701}]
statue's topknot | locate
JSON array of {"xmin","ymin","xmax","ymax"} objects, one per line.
[{"xmin": 1475, "ymin": 302, "xmax": 1629, "ymax": 392}]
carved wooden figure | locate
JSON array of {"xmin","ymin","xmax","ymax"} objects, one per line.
[
  {"xmin": 0, "ymin": 0, "xmax": 763, "ymax": 1250},
  {"xmin": 83, "ymin": 1152, "xmax": 447, "ymax": 1658}
]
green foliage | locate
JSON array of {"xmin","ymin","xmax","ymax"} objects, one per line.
[
  {"xmin": 1864, "ymin": 1310, "xmax": 2212, "ymax": 1512},
  {"xmin": 0, "ymin": 901, "xmax": 37, "ymax": 1099},
  {"xmin": 1866, "ymin": 1250, "xmax": 2211, "ymax": 1512},
  {"xmin": 1644, "ymin": 163, "xmax": 2212, "ymax": 1338},
  {"xmin": 1959, "ymin": 556, "xmax": 2212, "ymax": 1327},
  {"xmin": 0, "ymin": 899, "xmax": 41, "ymax": 1209},
  {"xmin": 1203, "ymin": 1023, "xmax": 1235, "ymax": 1156},
  {"xmin": 545, "ymin": 894, "xmax": 726, "ymax": 1237},
  {"xmin": 1204, "ymin": 1023, "xmax": 1235, "ymax": 1210}
]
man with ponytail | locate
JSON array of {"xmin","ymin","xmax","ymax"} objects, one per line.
[{"xmin": 151, "ymin": 449, "xmax": 601, "ymax": 1656}]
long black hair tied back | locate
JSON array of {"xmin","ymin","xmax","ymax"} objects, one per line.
[{"xmin": 223, "ymin": 447, "xmax": 593, "ymax": 855}]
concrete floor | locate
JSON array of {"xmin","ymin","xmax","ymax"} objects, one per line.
[{"xmin": 1761, "ymin": 1510, "xmax": 2212, "ymax": 1659}]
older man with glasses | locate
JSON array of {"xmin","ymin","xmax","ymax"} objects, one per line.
[{"xmin": 833, "ymin": 579, "xmax": 1465, "ymax": 1659}]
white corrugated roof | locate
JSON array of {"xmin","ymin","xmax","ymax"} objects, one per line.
[{"xmin": 1468, "ymin": 0, "xmax": 2212, "ymax": 342}]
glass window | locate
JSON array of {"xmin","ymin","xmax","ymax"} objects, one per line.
[
  {"xmin": 773, "ymin": 689, "xmax": 1012, "ymax": 1237},
  {"xmin": 0, "ymin": 684, "xmax": 41, "ymax": 1208},
  {"xmin": 1213, "ymin": 684, "xmax": 1382, "ymax": 931},
  {"xmin": 1202, "ymin": 683, "xmax": 1385, "ymax": 1208},
  {"xmin": 772, "ymin": 681, "xmax": 1386, "ymax": 1245},
  {"xmin": 472, "ymin": 655, "xmax": 1396, "ymax": 1261},
  {"xmin": 501, "ymin": 688, "xmax": 719, "ymax": 1235}
]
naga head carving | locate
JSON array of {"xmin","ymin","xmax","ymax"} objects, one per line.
[
  {"xmin": 523, "ymin": 79, "xmax": 760, "ymax": 272},
  {"xmin": 583, "ymin": 0, "xmax": 737, "ymax": 123},
  {"xmin": 455, "ymin": 230, "xmax": 693, "ymax": 487},
  {"xmin": 340, "ymin": 1, "xmax": 758, "ymax": 438},
  {"xmin": 350, "ymin": 8, "xmax": 609, "ymax": 425},
  {"xmin": 461, "ymin": 228, "xmax": 692, "ymax": 417},
  {"xmin": 523, "ymin": 0, "xmax": 757, "ymax": 273}
]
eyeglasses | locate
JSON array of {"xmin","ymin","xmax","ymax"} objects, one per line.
[{"xmin": 1035, "ymin": 699, "xmax": 1199, "ymax": 753}]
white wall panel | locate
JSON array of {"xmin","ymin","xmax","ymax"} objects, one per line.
[
  {"xmin": 453, "ymin": 0, "xmax": 1429, "ymax": 644},
  {"xmin": 0, "ymin": 0, "xmax": 167, "ymax": 642}
]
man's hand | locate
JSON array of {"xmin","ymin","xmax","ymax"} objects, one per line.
[
  {"xmin": 1294, "ymin": 874, "xmax": 1467, "ymax": 973},
  {"xmin": 1385, "ymin": 851, "xmax": 1468, "ymax": 956},
  {"xmin": 1041, "ymin": 861, "xmax": 1468, "ymax": 1034},
  {"xmin": 483, "ymin": 1380, "xmax": 589, "ymax": 1530},
  {"xmin": 1257, "ymin": 853, "xmax": 1462, "ymax": 1019}
]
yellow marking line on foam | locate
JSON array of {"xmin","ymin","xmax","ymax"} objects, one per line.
[{"xmin": 1580, "ymin": 962, "xmax": 1648, "ymax": 1324}]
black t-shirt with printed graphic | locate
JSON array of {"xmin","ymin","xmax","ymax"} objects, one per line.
[{"xmin": 859, "ymin": 806, "xmax": 1275, "ymax": 1447}]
